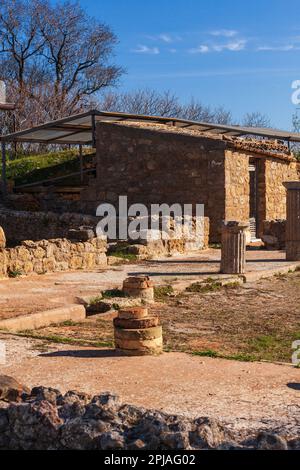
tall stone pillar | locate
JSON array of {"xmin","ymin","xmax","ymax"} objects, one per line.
[
  {"xmin": 220, "ymin": 221, "xmax": 249, "ymax": 274},
  {"xmin": 283, "ymin": 182, "xmax": 300, "ymax": 261}
]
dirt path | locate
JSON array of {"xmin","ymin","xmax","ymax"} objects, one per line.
[{"xmin": 1, "ymin": 333, "xmax": 300, "ymax": 434}]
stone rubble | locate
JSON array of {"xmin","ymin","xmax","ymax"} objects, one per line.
[{"xmin": 0, "ymin": 379, "xmax": 298, "ymax": 450}]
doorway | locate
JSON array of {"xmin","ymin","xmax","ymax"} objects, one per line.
[{"xmin": 249, "ymin": 161, "xmax": 258, "ymax": 240}]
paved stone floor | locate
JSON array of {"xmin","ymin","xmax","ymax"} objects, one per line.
[
  {"xmin": 0, "ymin": 249, "xmax": 299, "ymax": 320},
  {"xmin": 1, "ymin": 334, "xmax": 300, "ymax": 433}
]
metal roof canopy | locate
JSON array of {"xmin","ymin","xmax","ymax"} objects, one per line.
[{"xmin": 1, "ymin": 109, "xmax": 300, "ymax": 145}]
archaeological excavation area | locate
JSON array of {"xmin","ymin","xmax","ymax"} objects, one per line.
[{"xmin": 1, "ymin": 111, "xmax": 300, "ymax": 450}]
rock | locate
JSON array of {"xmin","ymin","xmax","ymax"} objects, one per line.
[
  {"xmin": 262, "ymin": 235, "xmax": 279, "ymax": 250},
  {"xmin": 0, "ymin": 226, "xmax": 6, "ymax": 249},
  {"xmin": 190, "ymin": 417, "xmax": 226, "ymax": 449},
  {"xmin": 256, "ymin": 432, "xmax": 288, "ymax": 450},
  {"xmin": 68, "ymin": 227, "xmax": 95, "ymax": 242},
  {"xmin": 0, "ymin": 376, "xmax": 30, "ymax": 402},
  {"xmin": 87, "ymin": 298, "xmax": 142, "ymax": 315},
  {"xmin": 0, "ymin": 383, "xmax": 298, "ymax": 450},
  {"xmin": 30, "ymin": 386, "xmax": 62, "ymax": 405},
  {"xmin": 99, "ymin": 431, "xmax": 125, "ymax": 450},
  {"xmin": 160, "ymin": 432, "xmax": 190, "ymax": 449}
]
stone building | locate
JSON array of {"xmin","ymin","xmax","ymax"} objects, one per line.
[
  {"xmin": 1, "ymin": 110, "xmax": 300, "ymax": 244},
  {"xmin": 81, "ymin": 121, "xmax": 300, "ymax": 242}
]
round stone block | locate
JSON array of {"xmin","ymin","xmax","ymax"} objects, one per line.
[
  {"xmin": 118, "ymin": 307, "xmax": 148, "ymax": 320},
  {"xmin": 114, "ymin": 336, "xmax": 163, "ymax": 353},
  {"xmin": 123, "ymin": 276, "xmax": 154, "ymax": 289},
  {"xmin": 114, "ymin": 316, "xmax": 159, "ymax": 330},
  {"xmin": 114, "ymin": 326, "xmax": 162, "ymax": 341},
  {"xmin": 123, "ymin": 286, "xmax": 154, "ymax": 302}
]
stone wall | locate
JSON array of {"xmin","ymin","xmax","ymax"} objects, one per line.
[
  {"xmin": 0, "ymin": 237, "xmax": 107, "ymax": 277},
  {"xmin": 0, "ymin": 383, "xmax": 295, "ymax": 450},
  {"xmin": 224, "ymin": 150, "xmax": 250, "ymax": 223},
  {"xmin": 90, "ymin": 122, "xmax": 227, "ymax": 242},
  {"xmin": 264, "ymin": 158, "xmax": 299, "ymax": 221},
  {"xmin": 262, "ymin": 219, "xmax": 286, "ymax": 250},
  {"xmin": 0, "ymin": 206, "xmax": 98, "ymax": 244}
]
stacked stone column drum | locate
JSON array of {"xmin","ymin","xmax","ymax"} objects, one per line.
[
  {"xmin": 220, "ymin": 221, "xmax": 249, "ymax": 274},
  {"xmin": 114, "ymin": 307, "xmax": 163, "ymax": 356},
  {"xmin": 283, "ymin": 182, "xmax": 300, "ymax": 261},
  {"xmin": 122, "ymin": 276, "xmax": 154, "ymax": 303}
]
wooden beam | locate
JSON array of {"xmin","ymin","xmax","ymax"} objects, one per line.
[{"xmin": 0, "ymin": 103, "xmax": 15, "ymax": 111}]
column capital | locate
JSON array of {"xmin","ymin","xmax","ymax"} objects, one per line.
[
  {"xmin": 283, "ymin": 181, "xmax": 300, "ymax": 190},
  {"xmin": 222, "ymin": 220, "xmax": 249, "ymax": 233}
]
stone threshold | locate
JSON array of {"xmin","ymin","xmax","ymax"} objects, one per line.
[{"xmin": 0, "ymin": 305, "xmax": 86, "ymax": 333}]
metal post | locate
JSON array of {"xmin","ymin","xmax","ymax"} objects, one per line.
[
  {"xmin": 1, "ymin": 141, "xmax": 7, "ymax": 198},
  {"xmin": 79, "ymin": 144, "xmax": 83, "ymax": 184}
]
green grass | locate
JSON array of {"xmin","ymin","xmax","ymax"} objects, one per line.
[
  {"xmin": 109, "ymin": 250, "xmax": 138, "ymax": 262},
  {"xmin": 154, "ymin": 285, "xmax": 174, "ymax": 302},
  {"xmin": 0, "ymin": 149, "xmax": 94, "ymax": 186},
  {"xmin": 192, "ymin": 349, "xmax": 256, "ymax": 362},
  {"xmin": 101, "ymin": 289, "xmax": 129, "ymax": 299},
  {"xmin": 8, "ymin": 269, "xmax": 23, "ymax": 278},
  {"xmin": 14, "ymin": 331, "xmax": 114, "ymax": 348},
  {"xmin": 186, "ymin": 280, "xmax": 222, "ymax": 294}
]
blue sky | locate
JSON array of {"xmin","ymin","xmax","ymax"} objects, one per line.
[{"xmin": 79, "ymin": 0, "xmax": 300, "ymax": 129}]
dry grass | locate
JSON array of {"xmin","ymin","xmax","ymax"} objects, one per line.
[{"xmin": 22, "ymin": 271, "xmax": 300, "ymax": 363}]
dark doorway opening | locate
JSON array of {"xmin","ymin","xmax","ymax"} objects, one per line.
[{"xmin": 249, "ymin": 161, "xmax": 258, "ymax": 239}]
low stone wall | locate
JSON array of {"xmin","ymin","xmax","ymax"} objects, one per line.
[
  {"xmin": 0, "ymin": 206, "xmax": 98, "ymax": 244},
  {"xmin": 0, "ymin": 383, "xmax": 295, "ymax": 450},
  {"xmin": 262, "ymin": 220, "xmax": 286, "ymax": 250},
  {"xmin": 0, "ymin": 237, "xmax": 107, "ymax": 277}
]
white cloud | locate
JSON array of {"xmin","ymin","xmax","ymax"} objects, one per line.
[
  {"xmin": 189, "ymin": 40, "xmax": 246, "ymax": 54},
  {"xmin": 132, "ymin": 45, "xmax": 160, "ymax": 55},
  {"xmin": 158, "ymin": 34, "xmax": 173, "ymax": 43},
  {"xmin": 189, "ymin": 45, "xmax": 210, "ymax": 54},
  {"xmin": 146, "ymin": 33, "xmax": 182, "ymax": 43},
  {"xmin": 213, "ymin": 40, "xmax": 246, "ymax": 52},
  {"xmin": 210, "ymin": 29, "xmax": 238, "ymax": 38},
  {"xmin": 257, "ymin": 44, "xmax": 298, "ymax": 51}
]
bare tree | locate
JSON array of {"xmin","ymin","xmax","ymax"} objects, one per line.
[
  {"xmin": 0, "ymin": 0, "xmax": 122, "ymax": 130},
  {"xmin": 99, "ymin": 89, "xmax": 233, "ymax": 124},
  {"xmin": 242, "ymin": 112, "xmax": 271, "ymax": 128}
]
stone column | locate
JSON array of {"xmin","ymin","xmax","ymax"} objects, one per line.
[
  {"xmin": 283, "ymin": 182, "xmax": 300, "ymax": 261},
  {"xmin": 220, "ymin": 221, "xmax": 249, "ymax": 274},
  {"xmin": 114, "ymin": 307, "xmax": 163, "ymax": 356}
]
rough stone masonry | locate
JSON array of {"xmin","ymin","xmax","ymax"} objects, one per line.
[
  {"xmin": 0, "ymin": 235, "xmax": 107, "ymax": 277},
  {"xmin": 0, "ymin": 380, "xmax": 297, "ymax": 450}
]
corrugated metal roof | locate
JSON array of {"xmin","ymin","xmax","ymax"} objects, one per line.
[{"xmin": 1, "ymin": 109, "xmax": 300, "ymax": 144}]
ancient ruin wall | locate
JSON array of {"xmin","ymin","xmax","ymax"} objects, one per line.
[
  {"xmin": 0, "ymin": 384, "xmax": 295, "ymax": 450},
  {"xmin": 0, "ymin": 237, "xmax": 107, "ymax": 277},
  {"xmin": 224, "ymin": 150, "xmax": 250, "ymax": 223},
  {"xmin": 264, "ymin": 158, "xmax": 299, "ymax": 221},
  {"xmin": 93, "ymin": 122, "xmax": 227, "ymax": 242},
  {"xmin": 0, "ymin": 206, "xmax": 98, "ymax": 244}
]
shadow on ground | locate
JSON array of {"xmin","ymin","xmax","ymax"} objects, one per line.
[
  {"xmin": 40, "ymin": 349, "xmax": 119, "ymax": 359},
  {"xmin": 287, "ymin": 383, "xmax": 300, "ymax": 391}
]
